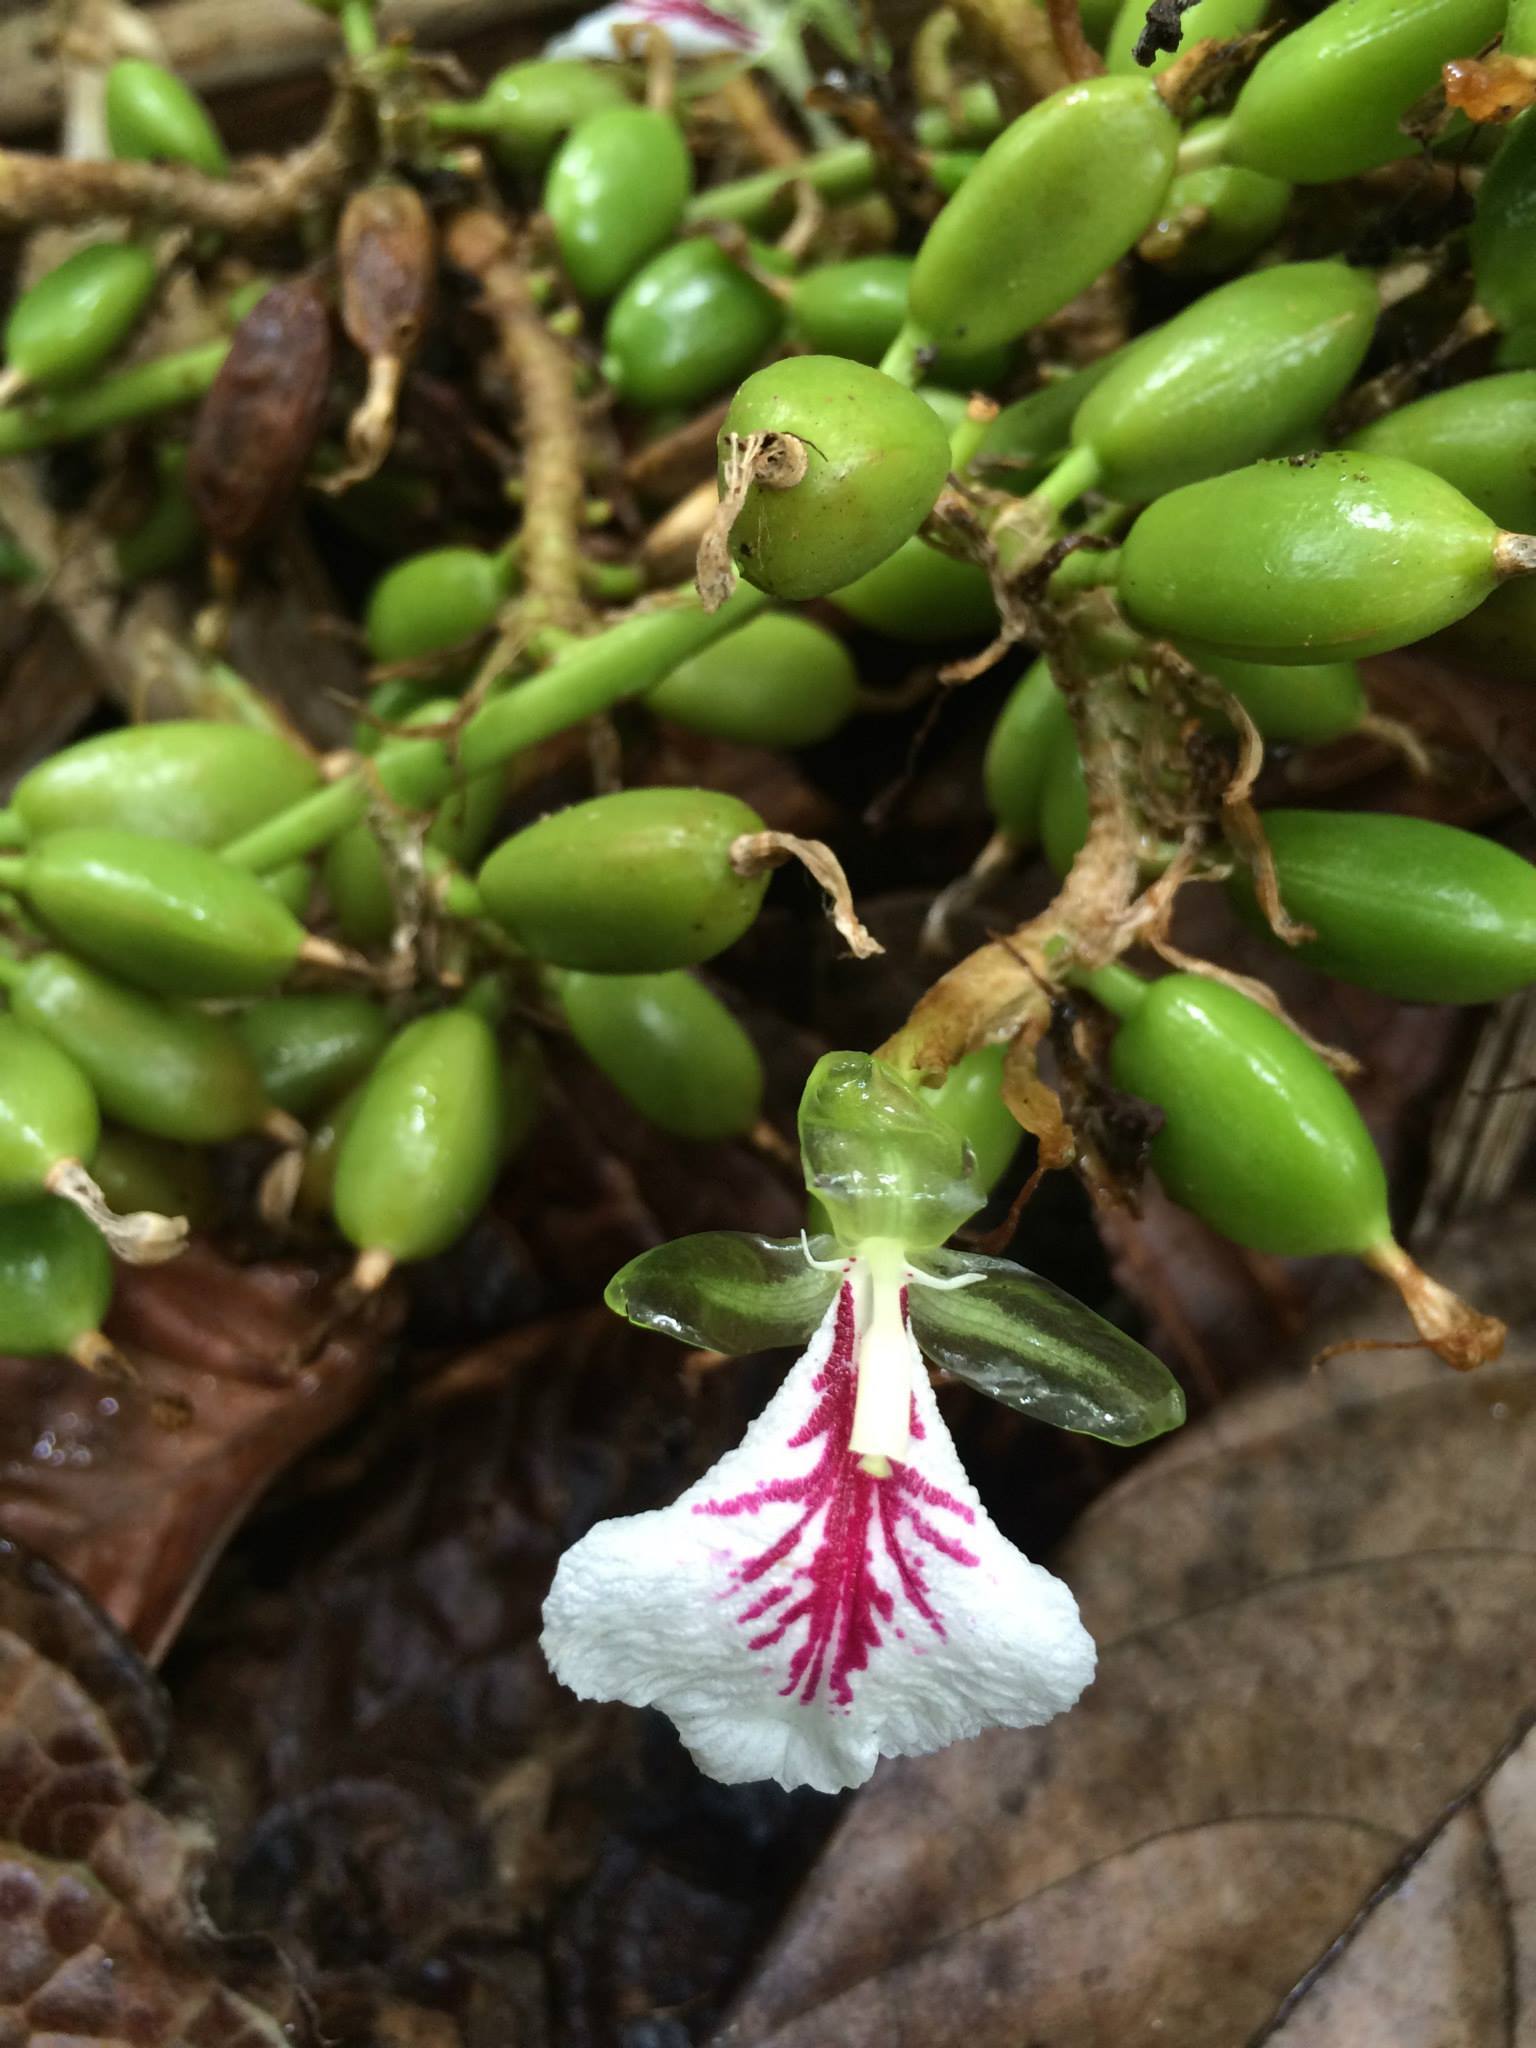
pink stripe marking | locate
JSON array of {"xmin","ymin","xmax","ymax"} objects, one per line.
[{"xmin": 695, "ymin": 1282, "xmax": 979, "ymax": 1711}]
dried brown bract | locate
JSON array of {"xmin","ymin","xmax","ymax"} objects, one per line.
[
  {"xmin": 185, "ymin": 274, "xmax": 334, "ymax": 569},
  {"xmin": 329, "ymin": 180, "xmax": 437, "ymax": 490}
]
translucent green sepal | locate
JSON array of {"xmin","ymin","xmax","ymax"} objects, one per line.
[
  {"xmin": 907, "ymin": 1248, "xmax": 1186, "ymax": 1446},
  {"xmin": 799, "ymin": 1049, "xmax": 984, "ymax": 1249},
  {"xmin": 605, "ymin": 1232, "xmax": 842, "ymax": 1354}
]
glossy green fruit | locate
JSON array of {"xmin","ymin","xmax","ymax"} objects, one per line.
[
  {"xmin": 1141, "ymin": 155, "xmax": 1292, "ymax": 277},
  {"xmin": 1230, "ymin": 809, "xmax": 1536, "ymax": 1001},
  {"xmin": 116, "ymin": 446, "xmax": 200, "ymax": 582},
  {"xmin": 459, "ymin": 59, "xmax": 629, "ymax": 169},
  {"xmin": 973, "ymin": 353, "xmax": 1129, "ymax": 493},
  {"xmin": 12, "ymin": 722, "xmax": 319, "ymax": 848},
  {"xmin": 0, "ymin": 1198, "xmax": 114, "ymax": 1359},
  {"xmin": 983, "ymin": 657, "xmax": 1073, "ymax": 844},
  {"xmin": 1070, "ymin": 263, "xmax": 1377, "ymax": 502},
  {"xmin": 295, "ymin": 1085, "xmax": 361, "ymax": 1219},
  {"xmin": 1473, "ymin": 112, "xmax": 1536, "ymax": 340},
  {"xmin": 324, "ymin": 702, "xmax": 504, "ymax": 950},
  {"xmin": 333, "ymin": 1007, "xmax": 506, "ymax": 1264},
  {"xmin": 1117, "ymin": 451, "xmax": 1515, "ymax": 661},
  {"xmin": 8, "ymin": 830, "xmax": 308, "ymax": 997},
  {"xmin": 365, "ymin": 546, "xmax": 511, "ymax": 666},
  {"xmin": 647, "ymin": 612, "xmax": 858, "ymax": 746},
  {"xmin": 2, "ymin": 951, "xmax": 268, "ymax": 1142},
  {"xmin": 559, "ymin": 968, "xmax": 763, "ymax": 1139},
  {"xmin": 1186, "ymin": 649, "xmax": 1367, "ymax": 745},
  {"xmin": 355, "ymin": 676, "xmax": 438, "ymax": 752},
  {"xmin": 720, "ymin": 356, "xmax": 951, "ymax": 600},
  {"xmin": 0, "ymin": 1015, "xmax": 99, "ymax": 1200},
  {"xmin": 1098, "ymin": 966, "xmax": 1392, "ymax": 1256},
  {"xmin": 789, "ymin": 256, "xmax": 1009, "ymax": 390},
  {"xmin": 264, "ymin": 860, "xmax": 313, "ymax": 919},
  {"xmin": 1217, "ymin": 0, "xmax": 1504, "ymax": 183},
  {"xmin": 603, "ymin": 240, "xmax": 784, "ymax": 409},
  {"xmin": 104, "ymin": 59, "xmax": 229, "ymax": 174},
  {"xmin": 5, "ymin": 242, "xmax": 158, "ymax": 392},
  {"xmin": 1107, "ymin": 0, "xmax": 1269, "ymax": 73},
  {"xmin": 92, "ymin": 1127, "xmax": 213, "ymax": 1227},
  {"xmin": 545, "ymin": 107, "xmax": 693, "ymax": 300},
  {"xmin": 1347, "ymin": 374, "xmax": 1536, "ymax": 533},
  {"xmin": 829, "ymin": 535, "xmax": 996, "ymax": 640},
  {"xmin": 234, "ymin": 993, "xmax": 391, "ymax": 1117},
  {"xmin": 479, "ymin": 787, "xmax": 767, "ymax": 971},
  {"xmin": 907, "ymin": 77, "xmax": 1178, "ymax": 351},
  {"xmin": 920, "ymin": 1044, "xmax": 1020, "ymax": 1192},
  {"xmin": 1039, "ymin": 721, "xmax": 1091, "ymax": 877}
]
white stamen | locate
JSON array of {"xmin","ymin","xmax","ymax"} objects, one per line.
[
  {"xmin": 906, "ymin": 1262, "xmax": 991, "ymax": 1293},
  {"xmin": 849, "ymin": 1238, "xmax": 915, "ymax": 1467},
  {"xmin": 800, "ymin": 1228, "xmax": 850, "ymax": 1274}
]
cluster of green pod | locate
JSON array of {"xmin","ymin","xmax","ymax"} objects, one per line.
[{"xmin": 8, "ymin": 0, "xmax": 1536, "ymax": 1395}]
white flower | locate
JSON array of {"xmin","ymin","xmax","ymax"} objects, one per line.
[
  {"xmin": 541, "ymin": 1260, "xmax": 1096, "ymax": 1794},
  {"xmin": 545, "ymin": 0, "xmax": 760, "ymax": 61}
]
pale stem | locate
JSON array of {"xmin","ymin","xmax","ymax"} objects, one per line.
[{"xmin": 850, "ymin": 1239, "xmax": 915, "ymax": 1469}]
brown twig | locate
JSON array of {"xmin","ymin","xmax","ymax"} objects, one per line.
[
  {"xmin": 1044, "ymin": 0, "xmax": 1104, "ymax": 79},
  {"xmin": 0, "ymin": 75, "xmax": 373, "ymax": 234},
  {"xmin": 948, "ymin": 0, "xmax": 1071, "ymax": 105},
  {"xmin": 445, "ymin": 208, "xmax": 587, "ymax": 632}
]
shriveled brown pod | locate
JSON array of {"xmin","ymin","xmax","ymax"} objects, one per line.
[
  {"xmin": 329, "ymin": 181, "xmax": 436, "ymax": 490},
  {"xmin": 185, "ymin": 274, "xmax": 333, "ymax": 588}
]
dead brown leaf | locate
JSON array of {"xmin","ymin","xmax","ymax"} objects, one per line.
[
  {"xmin": 718, "ymin": 1207, "xmax": 1536, "ymax": 2048},
  {"xmin": 0, "ymin": 1240, "xmax": 390, "ymax": 1665},
  {"xmin": 0, "ymin": 1535, "xmax": 300, "ymax": 2045}
]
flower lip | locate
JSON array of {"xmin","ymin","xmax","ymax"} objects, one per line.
[
  {"xmin": 541, "ymin": 1278, "xmax": 1096, "ymax": 1793},
  {"xmin": 546, "ymin": 0, "xmax": 761, "ymax": 60}
]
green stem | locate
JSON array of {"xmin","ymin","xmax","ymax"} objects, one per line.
[
  {"xmin": 946, "ymin": 410, "xmax": 990, "ymax": 471},
  {"xmin": 685, "ymin": 140, "xmax": 876, "ymax": 227},
  {"xmin": 221, "ymin": 582, "xmax": 773, "ymax": 873},
  {"xmin": 0, "ymin": 810, "xmax": 26, "ymax": 850},
  {"xmin": 1047, "ymin": 543, "xmax": 1121, "ymax": 597},
  {"xmin": 457, "ymin": 581, "xmax": 770, "ymax": 775},
  {"xmin": 0, "ymin": 946, "xmax": 23, "ymax": 991},
  {"xmin": 1175, "ymin": 118, "xmax": 1231, "ymax": 174},
  {"xmin": 1067, "ymin": 961, "xmax": 1147, "ymax": 1018},
  {"xmin": 1031, "ymin": 443, "xmax": 1103, "ymax": 517},
  {"xmin": 0, "ymin": 857, "xmax": 25, "ymax": 892},
  {"xmin": 0, "ymin": 339, "xmax": 228, "ymax": 457},
  {"xmin": 878, "ymin": 321, "xmax": 927, "ymax": 388},
  {"xmin": 339, "ymin": 0, "xmax": 379, "ymax": 60}
]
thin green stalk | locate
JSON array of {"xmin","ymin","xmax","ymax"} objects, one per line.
[
  {"xmin": 1031, "ymin": 443, "xmax": 1103, "ymax": 516},
  {"xmin": 339, "ymin": 0, "xmax": 379, "ymax": 60},
  {"xmin": 221, "ymin": 582, "xmax": 773, "ymax": 874},
  {"xmin": 0, "ymin": 339, "xmax": 228, "ymax": 457},
  {"xmin": 878, "ymin": 321, "xmax": 926, "ymax": 388},
  {"xmin": 1175, "ymin": 119, "xmax": 1231, "ymax": 174},
  {"xmin": 0, "ymin": 810, "xmax": 26, "ymax": 849},
  {"xmin": 685, "ymin": 140, "xmax": 875, "ymax": 227},
  {"xmin": 1066, "ymin": 961, "xmax": 1147, "ymax": 1017}
]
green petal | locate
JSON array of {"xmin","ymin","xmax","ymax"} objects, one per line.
[
  {"xmin": 605, "ymin": 1232, "xmax": 842, "ymax": 1354},
  {"xmin": 907, "ymin": 1248, "xmax": 1186, "ymax": 1446}
]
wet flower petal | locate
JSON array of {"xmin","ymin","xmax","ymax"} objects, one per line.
[
  {"xmin": 546, "ymin": 0, "xmax": 760, "ymax": 60},
  {"xmin": 908, "ymin": 1247, "xmax": 1187, "ymax": 1445},
  {"xmin": 605, "ymin": 1231, "xmax": 841, "ymax": 1355},
  {"xmin": 541, "ymin": 1282, "xmax": 1095, "ymax": 1793}
]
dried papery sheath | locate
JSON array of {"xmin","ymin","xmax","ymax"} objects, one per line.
[
  {"xmin": 186, "ymin": 276, "xmax": 333, "ymax": 560},
  {"xmin": 542, "ymin": 1051, "xmax": 1184, "ymax": 1792},
  {"xmin": 331, "ymin": 183, "xmax": 436, "ymax": 489}
]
